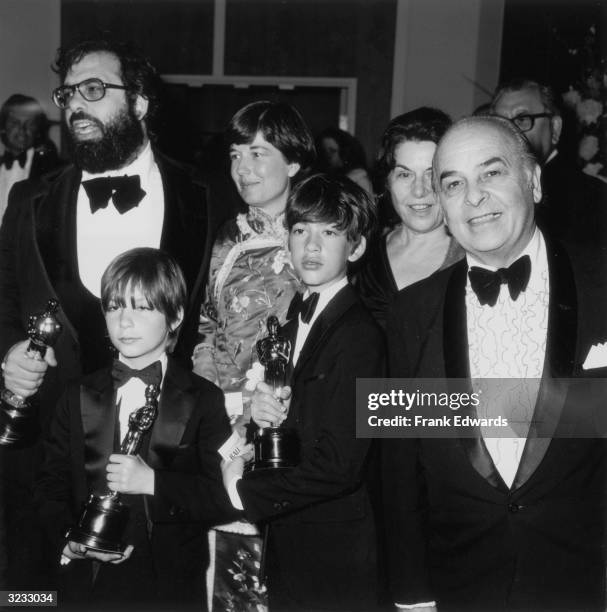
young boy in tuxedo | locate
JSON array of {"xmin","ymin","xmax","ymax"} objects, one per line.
[
  {"xmin": 35, "ymin": 247, "xmax": 235, "ymax": 610},
  {"xmin": 222, "ymin": 174, "xmax": 386, "ymax": 611}
]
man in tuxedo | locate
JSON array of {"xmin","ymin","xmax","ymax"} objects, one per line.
[
  {"xmin": 0, "ymin": 94, "xmax": 62, "ymax": 227},
  {"xmin": 491, "ymin": 78, "xmax": 605, "ymax": 247},
  {"xmin": 383, "ymin": 115, "xmax": 606, "ymax": 611},
  {"xmin": 0, "ymin": 38, "xmax": 214, "ymax": 589}
]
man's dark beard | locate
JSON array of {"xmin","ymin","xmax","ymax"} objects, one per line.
[{"xmin": 69, "ymin": 105, "xmax": 145, "ymax": 173}]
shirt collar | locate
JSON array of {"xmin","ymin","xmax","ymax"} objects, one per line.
[{"xmin": 302, "ymin": 276, "xmax": 348, "ymax": 328}]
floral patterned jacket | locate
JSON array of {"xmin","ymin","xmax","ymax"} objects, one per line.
[{"xmin": 193, "ymin": 207, "xmax": 301, "ymax": 411}]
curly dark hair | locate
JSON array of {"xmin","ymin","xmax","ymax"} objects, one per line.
[{"xmin": 53, "ymin": 38, "xmax": 161, "ymax": 126}]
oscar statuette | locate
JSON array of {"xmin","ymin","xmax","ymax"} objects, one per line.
[
  {"xmin": 66, "ymin": 383, "xmax": 160, "ymax": 554},
  {"xmin": 0, "ymin": 299, "xmax": 63, "ymax": 446},
  {"xmin": 248, "ymin": 315, "xmax": 300, "ymax": 470}
]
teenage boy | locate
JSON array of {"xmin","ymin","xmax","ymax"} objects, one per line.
[
  {"xmin": 222, "ymin": 174, "xmax": 385, "ymax": 611},
  {"xmin": 35, "ymin": 248, "xmax": 235, "ymax": 611}
]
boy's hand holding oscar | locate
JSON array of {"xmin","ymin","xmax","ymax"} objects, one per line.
[{"xmin": 246, "ymin": 316, "xmax": 300, "ymax": 472}]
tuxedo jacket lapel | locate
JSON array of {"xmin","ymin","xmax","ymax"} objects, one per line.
[
  {"xmin": 442, "ymin": 262, "xmax": 509, "ymax": 492},
  {"xmin": 442, "ymin": 260, "xmax": 470, "ymax": 380},
  {"xmin": 155, "ymin": 153, "xmax": 209, "ymax": 319},
  {"xmin": 511, "ymin": 239, "xmax": 578, "ymax": 490},
  {"xmin": 280, "ymin": 318, "xmax": 298, "ymax": 384},
  {"xmin": 147, "ymin": 358, "xmax": 195, "ymax": 469},
  {"xmin": 34, "ymin": 165, "xmax": 82, "ymax": 342}
]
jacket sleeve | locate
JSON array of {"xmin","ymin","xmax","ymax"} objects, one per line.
[
  {"xmin": 0, "ymin": 183, "xmax": 31, "ymax": 357},
  {"xmin": 33, "ymin": 387, "xmax": 79, "ymax": 557}
]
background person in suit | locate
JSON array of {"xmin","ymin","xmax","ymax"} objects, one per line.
[
  {"xmin": 0, "ymin": 94, "xmax": 62, "ymax": 227},
  {"xmin": 222, "ymin": 174, "xmax": 385, "ymax": 611},
  {"xmin": 0, "ymin": 38, "xmax": 214, "ymax": 590},
  {"xmin": 35, "ymin": 248, "xmax": 235, "ymax": 610},
  {"xmin": 491, "ymin": 78, "xmax": 606, "ymax": 247},
  {"xmin": 382, "ymin": 115, "xmax": 606, "ymax": 611}
]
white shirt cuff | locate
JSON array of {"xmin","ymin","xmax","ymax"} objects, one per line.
[
  {"xmin": 395, "ymin": 602, "xmax": 436, "ymax": 609},
  {"xmin": 227, "ymin": 476, "xmax": 244, "ymax": 510}
]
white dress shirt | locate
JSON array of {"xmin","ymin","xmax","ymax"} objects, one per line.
[
  {"xmin": 76, "ymin": 141, "xmax": 164, "ymax": 296},
  {"xmin": 465, "ymin": 229, "xmax": 549, "ymax": 486}
]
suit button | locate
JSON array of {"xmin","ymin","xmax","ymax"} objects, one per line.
[
  {"xmin": 281, "ymin": 500, "xmax": 291, "ymax": 509},
  {"xmin": 508, "ymin": 503, "xmax": 521, "ymax": 514},
  {"xmin": 168, "ymin": 506, "xmax": 177, "ymax": 517},
  {"xmin": 272, "ymin": 502, "xmax": 282, "ymax": 511}
]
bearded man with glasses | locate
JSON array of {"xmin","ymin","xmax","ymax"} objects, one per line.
[
  {"xmin": 491, "ymin": 77, "xmax": 605, "ymax": 247},
  {"xmin": 0, "ymin": 38, "xmax": 219, "ymax": 592}
]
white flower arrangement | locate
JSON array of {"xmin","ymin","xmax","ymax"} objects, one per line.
[
  {"xmin": 244, "ymin": 361, "xmax": 265, "ymax": 391},
  {"xmin": 561, "ymin": 23, "xmax": 606, "ymax": 182}
]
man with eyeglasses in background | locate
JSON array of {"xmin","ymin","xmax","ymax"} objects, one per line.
[
  {"xmin": 491, "ymin": 78, "xmax": 605, "ymax": 248},
  {"xmin": 0, "ymin": 38, "xmax": 216, "ymax": 593}
]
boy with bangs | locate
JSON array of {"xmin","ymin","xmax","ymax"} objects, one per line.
[
  {"xmin": 35, "ymin": 247, "xmax": 235, "ymax": 610},
  {"xmin": 222, "ymin": 174, "xmax": 385, "ymax": 611}
]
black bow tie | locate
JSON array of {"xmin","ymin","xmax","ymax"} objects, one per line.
[
  {"xmin": 287, "ymin": 292, "xmax": 320, "ymax": 324},
  {"xmin": 82, "ymin": 175, "xmax": 146, "ymax": 214},
  {"xmin": 2, "ymin": 150, "xmax": 27, "ymax": 170},
  {"xmin": 468, "ymin": 255, "xmax": 531, "ymax": 307},
  {"xmin": 111, "ymin": 359, "xmax": 162, "ymax": 389}
]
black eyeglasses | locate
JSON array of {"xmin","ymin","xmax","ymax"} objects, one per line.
[
  {"xmin": 51, "ymin": 78, "xmax": 129, "ymax": 109},
  {"xmin": 508, "ymin": 112, "xmax": 553, "ymax": 133}
]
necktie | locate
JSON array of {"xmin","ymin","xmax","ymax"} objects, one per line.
[
  {"xmin": 82, "ymin": 175, "xmax": 146, "ymax": 214},
  {"xmin": 468, "ymin": 255, "xmax": 531, "ymax": 307},
  {"xmin": 286, "ymin": 292, "xmax": 320, "ymax": 324},
  {"xmin": 2, "ymin": 151, "xmax": 27, "ymax": 170},
  {"xmin": 111, "ymin": 359, "xmax": 162, "ymax": 388}
]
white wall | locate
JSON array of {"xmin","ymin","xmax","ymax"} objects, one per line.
[
  {"xmin": 0, "ymin": 0, "xmax": 62, "ymax": 148},
  {"xmin": 391, "ymin": 0, "xmax": 504, "ymax": 120}
]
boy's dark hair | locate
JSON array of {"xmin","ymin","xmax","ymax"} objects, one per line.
[
  {"xmin": 286, "ymin": 173, "xmax": 377, "ymax": 244},
  {"xmin": 226, "ymin": 100, "xmax": 316, "ymax": 170},
  {"xmin": 101, "ymin": 247, "xmax": 186, "ymax": 334},
  {"xmin": 53, "ymin": 38, "xmax": 161, "ymax": 126}
]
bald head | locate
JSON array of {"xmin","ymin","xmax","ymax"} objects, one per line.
[{"xmin": 432, "ymin": 115, "xmax": 542, "ymax": 268}]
